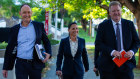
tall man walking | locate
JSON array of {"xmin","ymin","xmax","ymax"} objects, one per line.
[
  {"xmin": 95, "ymin": 1, "xmax": 140, "ymax": 79},
  {"xmin": 2, "ymin": 4, "xmax": 51, "ymax": 79}
]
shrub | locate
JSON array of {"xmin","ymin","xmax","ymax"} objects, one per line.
[{"xmin": 47, "ymin": 34, "xmax": 59, "ymax": 45}]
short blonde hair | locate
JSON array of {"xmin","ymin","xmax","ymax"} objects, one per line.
[{"xmin": 109, "ymin": 1, "xmax": 121, "ymax": 11}]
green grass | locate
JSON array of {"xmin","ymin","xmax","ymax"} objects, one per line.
[
  {"xmin": 47, "ymin": 34, "xmax": 59, "ymax": 45},
  {"xmin": 78, "ymin": 25, "xmax": 96, "ymax": 43},
  {"xmin": 0, "ymin": 42, "xmax": 8, "ymax": 49},
  {"xmin": 86, "ymin": 45, "xmax": 95, "ymax": 60},
  {"xmin": 135, "ymin": 51, "xmax": 139, "ymax": 65},
  {"xmin": 133, "ymin": 68, "xmax": 140, "ymax": 79}
]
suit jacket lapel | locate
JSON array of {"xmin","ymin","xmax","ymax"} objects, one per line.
[
  {"xmin": 32, "ymin": 21, "xmax": 38, "ymax": 44},
  {"xmin": 74, "ymin": 37, "xmax": 80, "ymax": 57},
  {"xmin": 65, "ymin": 37, "xmax": 73, "ymax": 57},
  {"xmin": 121, "ymin": 19, "xmax": 126, "ymax": 49},
  {"xmin": 109, "ymin": 19, "xmax": 116, "ymax": 39},
  {"xmin": 15, "ymin": 24, "xmax": 20, "ymax": 45},
  {"xmin": 108, "ymin": 19, "xmax": 117, "ymax": 49},
  {"xmin": 109, "ymin": 19, "xmax": 117, "ymax": 42}
]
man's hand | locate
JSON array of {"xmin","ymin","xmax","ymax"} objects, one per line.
[
  {"xmin": 56, "ymin": 70, "xmax": 62, "ymax": 76},
  {"xmin": 112, "ymin": 51, "xmax": 122, "ymax": 59},
  {"xmin": 85, "ymin": 70, "xmax": 88, "ymax": 72},
  {"xmin": 42, "ymin": 53, "xmax": 50, "ymax": 63},
  {"xmin": 2, "ymin": 70, "xmax": 8, "ymax": 78},
  {"xmin": 124, "ymin": 51, "xmax": 133, "ymax": 60},
  {"xmin": 93, "ymin": 67, "xmax": 99, "ymax": 76},
  {"xmin": 93, "ymin": 67, "xmax": 97, "ymax": 72}
]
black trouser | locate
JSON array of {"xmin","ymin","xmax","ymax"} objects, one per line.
[
  {"xmin": 63, "ymin": 74, "xmax": 83, "ymax": 79},
  {"xmin": 15, "ymin": 58, "xmax": 43, "ymax": 79},
  {"xmin": 62, "ymin": 69, "xmax": 83, "ymax": 79},
  {"xmin": 99, "ymin": 66, "xmax": 134, "ymax": 79}
]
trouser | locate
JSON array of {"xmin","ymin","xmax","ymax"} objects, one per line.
[
  {"xmin": 62, "ymin": 69, "xmax": 83, "ymax": 79},
  {"xmin": 63, "ymin": 74, "xmax": 83, "ymax": 79},
  {"xmin": 99, "ymin": 66, "xmax": 134, "ymax": 79},
  {"xmin": 15, "ymin": 58, "xmax": 43, "ymax": 79}
]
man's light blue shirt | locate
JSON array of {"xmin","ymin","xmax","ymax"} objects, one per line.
[{"xmin": 17, "ymin": 21, "xmax": 36, "ymax": 59}]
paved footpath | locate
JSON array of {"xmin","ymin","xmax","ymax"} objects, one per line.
[{"xmin": 43, "ymin": 55, "xmax": 100, "ymax": 79}]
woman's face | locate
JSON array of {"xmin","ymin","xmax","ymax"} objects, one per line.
[{"xmin": 68, "ymin": 24, "xmax": 79, "ymax": 37}]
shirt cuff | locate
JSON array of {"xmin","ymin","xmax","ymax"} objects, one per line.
[
  {"xmin": 129, "ymin": 50, "xmax": 134, "ymax": 56},
  {"xmin": 111, "ymin": 50, "xmax": 116, "ymax": 56}
]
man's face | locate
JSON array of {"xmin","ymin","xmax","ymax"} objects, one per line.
[
  {"xmin": 68, "ymin": 24, "xmax": 79, "ymax": 37},
  {"xmin": 109, "ymin": 5, "xmax": 121, "ymax": 22},
  {"xmin": 19, "ymin": 5, "xmax": 32, "ymax": 23}
]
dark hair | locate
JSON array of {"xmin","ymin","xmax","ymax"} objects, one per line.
[
  {"xmin": 109, "ymin": 1, "xmax": 121, "ymax": 11},
  {"xmin": 20, "ymin": 4, "xmax": 31, "ymax": 11},
  {"xmin": 68, "ymin": 22, "xmax": 77, "ymax": 29}
]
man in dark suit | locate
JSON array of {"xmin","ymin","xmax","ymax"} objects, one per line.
[
  {"xmin": 2, "ymin": 4, "xmax": 51, "ymax": 79},
  {"xmin": 95, "ymin": 1, "xmax": 139, "ymax": 79},
  {"xmin": 56, "ymin": 22, "xmax": 89, "ymax": 79}
]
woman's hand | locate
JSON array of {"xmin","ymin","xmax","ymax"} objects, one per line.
[{"xmin": 56, "ymin": 70, "xmax": 62, "ymax": 76}]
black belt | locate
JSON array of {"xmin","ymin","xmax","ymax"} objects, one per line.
[{"xmin": 17, "ymin": 57, "xmax": 33, "ymax": 63}]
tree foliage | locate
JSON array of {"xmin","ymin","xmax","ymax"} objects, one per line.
[
  {"xmin": 32, "ymin": 7, "xmax": 46, "ymax": 22},
  {"xmin": 0, "ymin": 0, "xmax": 40, "ymax": 18},
  {"xmin": 42, "ymin": 0, "xmax": 108, "ymax": 20},
  {"xmin": 0, "ymin": 0, "xmax": 18, "ymax": 18},
  {"xmin": 41, "ymin": 0, "xmax": 106, "ymax": 31}
]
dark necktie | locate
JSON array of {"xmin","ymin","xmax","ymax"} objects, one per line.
[{"xmin": 116, "ymin": 23, "xmax": 121, "ymax": 51}]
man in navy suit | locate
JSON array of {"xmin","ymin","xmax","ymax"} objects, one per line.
[
  {"xmin": 2, "ymin": 4, "xmax": 51, "ymax": 79},
  {"xmin": 95, "ymin": 1, "xmax": 139, "ymax": 79},
  {"xmin": 56, "ymin": 22, "xmax": 89, "ymax": 79}
]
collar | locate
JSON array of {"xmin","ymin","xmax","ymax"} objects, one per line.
[
  {"xmin": 111, "ymin": 19, "xmax": 121, "ymax": 26},
  {"xmin": 69, "ymin": 37, "xmax": 78, "ymax": 42},
  {"xmin": 20, "ymin": 20, "xmax": 33, "ymax": 28}
]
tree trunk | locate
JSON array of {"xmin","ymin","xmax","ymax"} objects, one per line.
[
  {"xmin": 138, "ymin": 48, "xmax": 140, "ymax": 69},
  {"xmin": 88, "ymin": 19, "xmax": 92, "ymax": 36},
  {"xmin": 118, "ymin": 0, "xmax": 140, "ymax": 69},
  {"xmin": 81, "ymin": 18, "xmax": 87, "ymax": 32},
  {"xmin": 134, "ymin": 11, "xmax": 140, "ymax": 68},
  {"xmin": 107, "ymin": 10, "xmax": 111, "ymax": 19},
  {"xmin": 60, "ymin": 3, "xmax": 65, "ymax": 20},
  {"xmin": 135, "ymin": 13, "xmax": 140, "ymax": 68}
]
